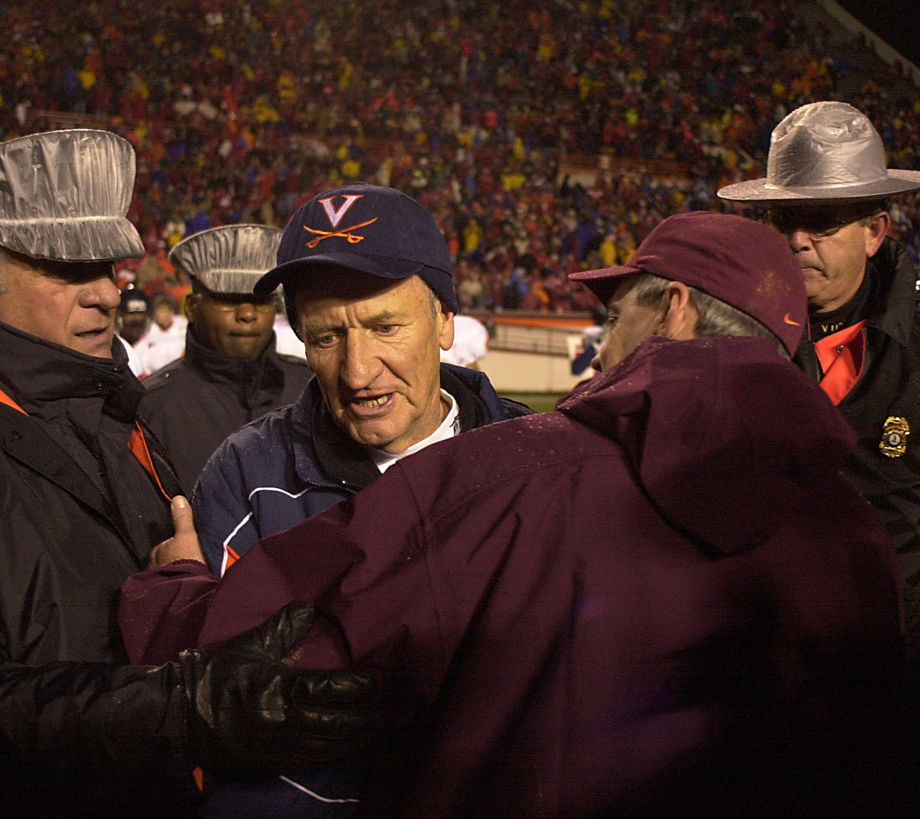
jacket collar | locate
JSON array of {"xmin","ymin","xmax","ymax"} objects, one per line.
[
  {"xmin": 0, "ymin": 320, "xmax": 143, "ymax": 422},
  {"xmin": 862, "ymin": 236, "xmax": 916, "ymax": 346},
  {"xmin": 183, "ymin": 326, "xmax": 285, "ymax": 384},
  {"xmin": 303, "ymin": 363, "xmax": 503, "ymax": 491},
  {"xmin": 183, "ymin": 327, "xmax": 290, "ymax": 412}
]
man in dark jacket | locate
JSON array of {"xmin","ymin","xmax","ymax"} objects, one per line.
[
  {"xmin": 141, "ymin": 223, "xmax": 311, "ymax": 493},
  {"xmin": 719, "ymin": 100, "xmax": 920, "ymax": 651},
  {"xmin": 0, "ymin": 129, "xmax": 373, "ymax": 815},
  {"xmin": 122, "ymin": 212, "xmax": 905, "ymax": 816},
  {"xmin": 192, "ymin": 183, "xmax": 530, "ymax": 577}
]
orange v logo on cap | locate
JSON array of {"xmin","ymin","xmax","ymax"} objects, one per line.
[{"xmin": 783, "ymin": 313, "xmax": 801, "ymax": 326}]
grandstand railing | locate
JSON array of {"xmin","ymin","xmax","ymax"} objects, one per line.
[{"xmin": 473, "ymin": 313, "xmax": 593, "ymax": 356}]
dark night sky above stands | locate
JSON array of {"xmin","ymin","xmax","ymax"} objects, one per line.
[{"xmin": 837, "ymin": 1, "xmax": 920, "ymax": 69}]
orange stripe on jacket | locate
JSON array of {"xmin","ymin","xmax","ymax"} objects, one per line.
[{"xmin": 1, "ymin": 386, "xmax": 172, "ymax": 501}]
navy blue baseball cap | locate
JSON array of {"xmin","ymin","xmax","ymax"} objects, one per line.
[{"xmin": 255, "ymin": 182, "xmax": 458, "ymax": 313}]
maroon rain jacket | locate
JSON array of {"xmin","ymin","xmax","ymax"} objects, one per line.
[{"xmin": 121, "ymin": 336, "xmax": 903, "ymax": 817}]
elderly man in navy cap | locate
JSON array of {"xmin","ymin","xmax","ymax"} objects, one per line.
[
  {"xmin": 190, "ymin": 183, "xmax": 530, "ymax": 578},
  {"xmin": 0, "ymin": 130, "xmax": 375, "ymax": 815},
  {"xmin": 719, "ymin": 101, "xmax": 920, "ymax": 650},
  {"xmin": 130, "ymin": 182, "xmax": 530, "ymax": 815},
  {"xmin": 125, "ymin": 211, "xmax": 906, "ymax": 817},
  {"xmin": 140, "ymin": 223, "xmax": 311, "ymax": 492}
]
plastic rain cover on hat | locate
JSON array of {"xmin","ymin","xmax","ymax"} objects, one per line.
[
  {"xmin": 0, "ymin": 129, "xmax": 145, "ymax": 261},
  {"xmin": 168, "ymin": 224, "xmax": 283, "ymax": 294},
  {"xmin": 718, "ymin": 102, "xmax": 920, "ymax": 203}
]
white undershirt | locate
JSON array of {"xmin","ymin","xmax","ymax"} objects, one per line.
[{"xmin": 368, "ymin": 390, "xmax": 460, "ymax": 473}]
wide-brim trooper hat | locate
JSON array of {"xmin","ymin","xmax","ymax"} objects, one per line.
[
  {"xmin": 168, "ymin": 224, "xmax": 282, "ymax": 293},
  {"xmin": 718, "ymin": 101, "xmax": 920, "ymax": 202},
  {"xmin": 0, "ymin": 129, "xmax": 145, "ymax": 261}
]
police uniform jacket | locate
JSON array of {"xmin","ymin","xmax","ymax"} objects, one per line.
[
  {"xmin": 139, "ymin": 326, "xmax": 312, "ymax": 494},
  {"xmin": 0, "ymin": 321, "xmax": 195, "ymax": 814},
  {"xmin": 795, "ymin": 238, "xmax": 920, "ymax": 595}
]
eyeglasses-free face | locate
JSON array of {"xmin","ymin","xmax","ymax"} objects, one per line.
[
  {"xmin": 0, "ymin": 252, "xmax": 120, "ymax": 357},
  {"xmin": 186, "ymin": 291, "xmax": 277, "ymax": 360}
]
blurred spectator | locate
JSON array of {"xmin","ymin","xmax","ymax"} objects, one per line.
[
  {"xmin": 135, "ymin": 292, "xmax": 187, "ymax": 375},
  {"xmin": 569, "ymin": 307, "xmax": 609, "ymax": 376},
  {"xmin": 1, "ymin": 0, "xmax": 917, "ymax": 312},
  {"xmin": 272, "ymin": 308, "xmax": 306, "ymax": 359},
  {"xmin": 441, "ymin": 313, "xmax": 490, "ymax": 368},
  {"xmin": 117, "ymin": 286, "xmax": 151, "ymax": 346},
  {"xmin": 116, "ymin": 286, "xmax": 152, "ymax": 376}
]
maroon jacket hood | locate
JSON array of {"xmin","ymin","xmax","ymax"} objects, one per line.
[{"xmin": 557, "ymin": 336, "xmax": 858, "ymax": 556}]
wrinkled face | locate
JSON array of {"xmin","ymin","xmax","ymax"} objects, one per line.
[
  {"xmin": 768, "ymin": 205, "xmax": 886, "ymax": 313},
  {"xmin": 186, "ymin": 290, "xmax": 277, "ymax": 360},
  {"xmin": 0, "ymin": 251, "xmax": 119, "ymax": 357},
  {"xmin": 592, "ymin": 277, "xmax": 668, "ymax": 372},
  {"xmin": 295, "ymin": 272, "xmax": 454, "ymax": 453}
]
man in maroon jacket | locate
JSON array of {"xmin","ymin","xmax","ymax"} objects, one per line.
[{"xmin": 122, "ymin": 212, "xmax": 906, "ymax": 817}]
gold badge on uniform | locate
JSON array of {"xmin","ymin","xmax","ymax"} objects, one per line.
[{"xmin": 879, "ymin": 416, "xmax": 910, "ymax": 458}]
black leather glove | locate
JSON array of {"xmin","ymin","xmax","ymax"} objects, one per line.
[{"xmin": 179, "ymin": 602, "xmax": 376, "ymax": 772}]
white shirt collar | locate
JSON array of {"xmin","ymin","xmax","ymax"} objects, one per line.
[{"xmin": 368, "ymin": 390, "xmax": 460, "ymax": 473}]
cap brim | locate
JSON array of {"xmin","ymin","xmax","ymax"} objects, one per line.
[
  {"xmin": 255, "ymin": 249, "xmax": 428, "ymax": 295},
  {"xmin": 568, "ymin": 262, "xmax": 642, "ymax": 304},
  {"xmin": 0, "ymin": 216, "xmax": 145, "ymax": 261},
  {"xmin": 718, "ymin": 170, "xmax": 920, "ymax": 202}
]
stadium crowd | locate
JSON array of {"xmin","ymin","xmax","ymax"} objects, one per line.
[
  {"xmin": 4, "ymin": 3, "xmax": 920, "ymax": 812},
  {"xmin": 2, "ymin": 0, "xmax": 919, "ymax": 312}
]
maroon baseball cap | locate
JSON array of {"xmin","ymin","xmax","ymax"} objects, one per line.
[{"xmin": 569, "ymin": 211, "xmax": 806, "ymax": 354}]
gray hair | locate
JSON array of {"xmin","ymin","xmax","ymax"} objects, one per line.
[{"xmin": 632, "ymin": 273, "xmax": 790, "ymax": 360}]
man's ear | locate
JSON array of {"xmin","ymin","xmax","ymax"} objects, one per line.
[
  {"xmin": 438, "ymin": 304, "xmax": 455, "ymax": 351},
  {"xmin": 658, "ymin": 281, "xmax": 698, "ymax": 340},
  {"xmin": 866, "ymin": 211, "xmax": 891, "ymax": 258},
  {"xmin": 184, "ymin": 293, "xmax": 198, "ymax": 323}
]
